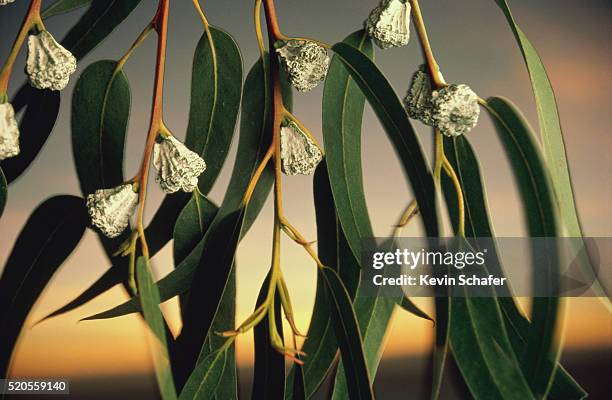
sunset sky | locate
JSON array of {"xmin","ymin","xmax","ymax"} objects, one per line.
[{"xmin": 0, "ymin": 0, "xmax": 610, "ymax": 380}]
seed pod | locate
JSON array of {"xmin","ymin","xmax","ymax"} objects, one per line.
[
  {"xmin": 365, "ymin": 0, "xmax": 411, "ymax": 49},
  {"xmin": 431, "ymin": 84, "xmax": 480, "ymax": 137},
  {"xmin": 0, "ymin": 0, "xmax": 16, "ymax": 6},
  {"xmin": 27, "ymin": 30, "xmax": 77, "ymax": 91},
  {"xmin": 0, "ymin": 102, "xmax": 20, "ymax": 161},
  {"xmin": 404, "ymin": 68, "xmax": 435, "ymax": 126},
  {"xmin": 153, "ymin": 135, "xmax": 206, "ymax": 193},
  {"xmin": 280, "ymin": 121, "xmax": 323, "ymax": 176},
  {"xmin": 86, "ymin": 183, "xmax": 138, "ymax": 238},
  {"xmin": 276, "ymin": 40, "xmax": 330, "ymax": 92}
]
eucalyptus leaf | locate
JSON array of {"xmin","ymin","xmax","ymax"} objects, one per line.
[
  {"xmin": 136, "ymin": 257, "xmax": 177, "ymax": 400},
  {"xmin": 41, "ymin": 0, "xmax": 91, "ymax": 19},
  {"xmin": 494, "ymin": 0, "xmax": 609, "ymax": 303},
  {"xmin": 485, "ymin": 97, "xmax": 561, "ymax": 398},
  {"xmin": 286, "ymin": 162, "xmax": 360, "ymax": 399},
  {"xmin": 0, "ymin": 196, "xmax": 87, "ymax": 377},
  {"xmin": 443, "ymin": 135, "xmax": 585, "ymax": 399},
  {"xmin": 72, "ymin": 60, "xmax": 129, "ymax": 195},
  {"xmin": 186, "ymin": 27, "xmax": 242, "ymax": 193},
  {"xmin": 61, "ymin": 0, "xmax": 144, "ymax": 61},
  {"xmin": 320, "ymin": 267, "xmax": 374, "ymax": 400},
  {"xmin": 400, "ymin": 296, "xmax": 434, "ymax": 325},
  {"xmin": 178, "ymin": 348, "xmax": 227, "ymax": 400},
  {"xmin": 322, "ymin": 30, "xmax": 374, "ymax": 263},
  {"xmin": 2, "ymin": 86, "xmax": 60, "ymax": 184},
  {"xmin": 252, "ymin": 274, "xmax": 285, "ymax": 400}
]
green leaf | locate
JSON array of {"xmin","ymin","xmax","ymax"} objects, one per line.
[
  {"xmin": 485, "ymin": 97, "xmax": 561, "ymax": 398},
  {"xmin": 320, "ymin": 267, "xmax": 374, "ymax": 400},
  {"xmin": 173, "ymin": 193, "xmax": 219, "ymax": 271},
  {"xmin": 186, "ymin": 27, "xmax": 242, "ymax": 193},
  {"xmin": 2, "ymin": 86, "xmax": 60, "ymax": 184},
  {"xmin": 443, "ymin": 135, "xmax": 585, "ymax": 400},
  {"xmin": 331, "ymin": 41, "xmax": 438, "ymax": 237},
  {"xmin": 494, "ymin": 0, "xmax": 609, "ymax": 304},
  {"xmin": 0, "ymin": 196, "xmax": 87, "ymax": 377},
  {"xmin": 292, "ymin": 363, "xmax": 306, "ymax": 400},
  {"xmin": 61, "ymin": 0, "xmax": 144, "ymax": 61},
  {"xmin": 72, "ymin": 60, "xmax": 129, "ymax": 196},
  {"xmin": 0, "ymin": 168, "xmax": 6, "ymax": 218},
  {"xmin": 400, "ymin": 296, "xmax": 434, "ymax": 325},
  {"xmin": 179, "ymin": 348, "xmax": 228, "ymax": 400},
  {"xmin": 136, "ymin": 257, "xmax": 177, "ymax": 400},
  {"xmin": 41, "ymin": 0, "xmax": 91, "ymax": 19},
  {"xmin": 252, "ymin": 274, "xmax": 285, "ymax": 400},
  {"xmin": 286, "ymin": 162, "xmax": 360, "ymax": 399},
  {"xmin": 322, "ymin": 30, "xmax": 374, "ymax": 263}
]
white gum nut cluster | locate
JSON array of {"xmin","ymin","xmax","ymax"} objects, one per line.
[
  {"xmin": 404, "ymin": 69, "xmax": 435, "ymax": 125},
  {"xmin": 276, "ymin": 40, "xmax": 330, "ymax": 92},
  {"xmin": 431, "ymin": 84, "xmax": 480, "ymax": 137},
  {"xmin": 0, "ymin": 0, "xmax": 16, "ymax": 6},
  {"xmin": 365, "ymin": 0, "xmax": 411, "ymax": 49},
  {"xmin": 27, "ymin": 30, "xmax": 77, "ymax": 91},
  {"xmin": 404, "ymin": 68, "xmax": 480, "ymax": 137},
  {"xmin": 153, "ymin": 135, "xmax": 206, "ymax": 193},
  {"xmin": 0, "ymin": 102, "xmax": 20, "ymax": 161},
  {"xmin": 280, "ymin": 121, "xmax": 323, "ymax": 176},
  {"xmin": 86, "ymin": 184, "xmax": 138, "ymax": 238}
]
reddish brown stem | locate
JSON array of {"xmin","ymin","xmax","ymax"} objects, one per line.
[
  {"xmin": 0, "ymin": 0, "xmax": 43, "ymax": 95},
  {"xmin": 134, "ymin": 0, "xmax": 170, "ymax": 256}
]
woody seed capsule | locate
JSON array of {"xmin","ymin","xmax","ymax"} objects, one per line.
[
  {"xmin": 365, "ymin": 0, "xmax": 412, "ymax": 49},
  {"xmin": 276, "ymin": 40, "xmax": 330, "ymax": 92},
  {"xmin": 86, "ymin": 183, "xmax": 138, "ymax": 238},
  {"xmin": 27, "ymin": 30, "xmax": 77, "ymax": 91},
  {"xmin": 0, "ymin": 102, "xmax": 20, "ymax": 161},
  {"xmin": 280, "ymin": 121, "xmax": 322, "ymax": 176}
]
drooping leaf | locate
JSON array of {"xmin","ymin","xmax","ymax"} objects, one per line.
[
  {"xmin": 494, "ymin": 0, "xmax": 609, "ymax": 304},
  {"xmin": 320, "ymin": 267, "xmax": 374, "ymax": 400},
  {"xmin": 0, "ymin": 196, "xmax": 87, "ymax": 376},
  {"xmin": 72, "ymin": 60, "xmax": 129, "ymax": 195},
  {"xmin": 2, "ymin": 86, "xmax": 60, "ymax": 184},
  {"xmin": 400, "ymin": 297, "xmax": 434, "ymax": 325},
  {"xmin": 179, "ymin": 348, "xmax": 228, "ymax": 400},
  {"xmin": 322, "ymin": 30, "xmax": 374, "ymax": 263},
  {"xmin": 252, "ymin": 274, "xmax": 285, "ymax": 400},
  {"xmin": 136, "ymin": 257, "xmax": 177, "ymax": 400},
  {"xmin": 331, "ymin": 41, "xmax": 438, "ymax": 238},
  {"xmin": 442, "ymin": 135, "xmax": 585, "ymax": 399},
  {"xmin": 292, "ymin": 363, "xmax": 306, "ymax": 400},
  {"xmin": 60, "ymin": 0, "xmax": 144, "ymax": 61},
  {"xmin": 41, "ymin": 0, "xmax": 91, "ymax": 19},
  {"xmin": 0, "ymin": 168, "xmax": 6, "ymax": 218},
  {"xmin": 485, "ymin": 97, "xmax": 561, "ymax": 398},
  {"xmin": 185, "ymin": 27, "xmax": 242, "ymax": 193}
]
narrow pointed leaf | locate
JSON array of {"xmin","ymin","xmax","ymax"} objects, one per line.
[
  {"xmin": 331, "ymin": 41, "xmax": 438, "ymax": 237},
  {"xmin": 0, "ymin": 196, "xmax": 87, "ymax": 376},
  {"xmin": 320, "ymin": 266, "xmax": 373, "ymax": 400},
  {"xmin": 186, "ymin": 27, "xmax": 242, "ymax": 193},
  {"xmin": 252, "ymin": 275, "xmax": 285, "ymax": 400},
  {"xmin": 494, "ymin": 0, "xmax": 609, "ymax": 303},
  {"xmin": 60, "ymin": 0, "xmax": 144, "ymax": 61},
  {"xmin": 485, "ymin": 97, "xmax": 561, "ymax": 398},
  {"xmin": 42, "ymin": 0, "xmax": 91, "ymax": 19},
  {"xmin": 136, "ymin": 257, "xmax": 177, "ymax": 400},
  {"xmin": 179, "ymin": 348, "xmax": 227, "ymax": 400},
  {"xmin": 400, "ymin": 297, "xmax": 434, "ymax": 324},
  {"xmin": 443, "ymin": 135, "xmax": 585, "ymax": 399}
]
